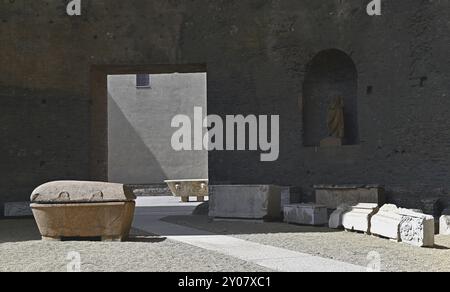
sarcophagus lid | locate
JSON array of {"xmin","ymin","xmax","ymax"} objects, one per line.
[{"xmin": 30, "ymin": 181, "xmax": 136, "ymax": 204}]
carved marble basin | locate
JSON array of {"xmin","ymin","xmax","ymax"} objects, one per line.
[{"xmin": 164, "ymin": 179, "xmax": 208, "ymax": 202}]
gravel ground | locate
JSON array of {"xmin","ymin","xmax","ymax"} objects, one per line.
[
  {"xmin": 163, "ymin": 215, "xmax": 450, "ymax": 272},
  {"xmin": 0, "ymin": 219, "xmax": 271, "ymax": 272}
]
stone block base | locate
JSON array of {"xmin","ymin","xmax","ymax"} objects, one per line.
[
  {"xmin": 31, "ymin": 202, "xmax": 135, "ymax": 241},
  {"xmin": 209, "ymin": 185, "xmax": 281, "ymax": 220},
  {"xmin": 320, "ymin": 137, "xmax": 342, "ymax": 147},
  {"xmin": 284, "ymin": 204, "xmax": 328, "ymax": 226},
  {"xmin": 165, "ymin": 179, "xmax": 208, "ymax": 203}
]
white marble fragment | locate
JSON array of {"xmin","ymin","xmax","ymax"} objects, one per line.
[
  {"xmin": 370, "ymin": 204, "xmax": 404, "ymax": 241},
  {"xmin": 397, "ymin": 209, "xmax": 434, "ymax": 247},
  {"xmin": 284, "ymin": 204, "xmax": 328, "ymax": 226},
  {"xmin": 342, "ymin": 203, "xmax": 379, "ymax": 234},
  {"xmin": 440, "ymin": 208, "xmax": 450, "ymax": 235},
  {"xmin": 329, "ymin": 204, "xmax": 351, "ymax": 229}
]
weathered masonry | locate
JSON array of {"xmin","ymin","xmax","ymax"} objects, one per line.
[{"xmin": 1, "ymin": 0, "xmax": 450, "ymax": 215}]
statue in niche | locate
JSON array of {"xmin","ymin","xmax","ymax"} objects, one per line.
[
  {"xmin": 327, "ymin": 96, "xmax": 345, "ymax": 138},
  {"xmin": 320, "ymin": 96, "xmax": 344, "ymax": 147}
]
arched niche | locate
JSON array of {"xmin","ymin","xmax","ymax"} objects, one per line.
[{"xmin": 302, "ymin": 49, "xmax": 358, "ymax": 146}]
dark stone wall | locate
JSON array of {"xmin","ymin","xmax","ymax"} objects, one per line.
[{"xmin": 1, "ymin": 0, "xmax": 450, "ymax": 210}]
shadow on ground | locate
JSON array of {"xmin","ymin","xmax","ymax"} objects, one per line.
[
  {"xmin": 127, "ymin": 227, "xmax": 167, "ymax": 243},
  {"xmin": 161, "ymin": 215, "xmax": 341, "ymax": 235},
  {"xmin": 0, "ymin": 219, "xmax": 41, "ymax": 243},
  {"xmin": 0, "ymin": 219, "xmax": 167, "ymax": 244}
]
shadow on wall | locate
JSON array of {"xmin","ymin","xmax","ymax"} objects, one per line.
[{"xmin": 107, "ymin": 95, "xmax": 166, "ymax": 184}]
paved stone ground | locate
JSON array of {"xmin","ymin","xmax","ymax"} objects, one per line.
[
  {"xmin": 163, "ymin": 215, "xmax": 450, "ymax": 272},
  {"xmin": 4, "ymin": 196, "xmax": 449, "ymax": 272},
  {"xmin": 133, "ymin": 198, "xmax": 365, "ymax": 272},
  {"xmin": 0, "ymin": 219, "xmax": 271, "ymax": 272}
]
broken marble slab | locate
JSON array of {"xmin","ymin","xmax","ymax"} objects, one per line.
[
  {"xmin": 371, "ymin": 204, "xmax": 434, "ymax": 247},
  {"xmin": 329, "ymin": 204, "xmax": 352, "ymax": 229},
  {"xmin": 397, "ymin": 209, "xmax": 434, "ymax": 247},
  {"xmin": 284, "ymin": 204, "xmax": 328, "ymax": 226},
  {"xmin": 370, "ymin": 204, "xmax": 405, "ymax": 241},
  {"xmin": 342, "ymin": 203, "xmax": 379, "ymax": 234},
  {"xmin": 439, "ymin": 208, "xmax": 450, "ymax": 235}
]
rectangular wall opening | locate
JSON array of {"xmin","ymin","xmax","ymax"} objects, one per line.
[
  {"xmin": 90, "ymin": 65, "xmax": 208, "ymax": 192},
  {"xmin": 107, "ymin": 72, "xmax": 208, "ymax": 185}
]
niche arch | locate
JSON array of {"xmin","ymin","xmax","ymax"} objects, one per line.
[{"xmin": 302, "ymin": 49, "xmax": 359, "ymax": 146}]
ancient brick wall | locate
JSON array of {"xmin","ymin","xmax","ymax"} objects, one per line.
[{"xmin": 1, "ymin": 0, "xmax": 449, "ymax": 212}]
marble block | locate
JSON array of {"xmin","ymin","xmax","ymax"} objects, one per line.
[
  {"xmin": 209, "ymin": 185, "xmax": 281, "ymax": 220},
  {"xmin": 342, "ymin": 203, "xmax": 379, "ymax": 234},
  {"xmin": 398, "ymin": 209, "xmax": 434, "ymax": 247},
  {"xmin": 315, "ymin": 184, "xmax": 385, "ymax": 209},
  {"xmin": 440, "ymin": 209, "xmax": 450, "ymax": 235},
  {"xmin": 280, "ymin": 187, "xmax": 302, "ymax": 212},
  {"xmin": 284, "ymin": 204, "xmax": 328, "ymax": 226},
  {"xmin": 371, "ymin": 204, "xmax": 404, "ymax": 241}
]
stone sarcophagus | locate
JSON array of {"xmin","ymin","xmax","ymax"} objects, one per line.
[
  {"xmin": 209, "ymin": 185, "xmax": 281, "ymax": 220},
  {"xmin": 284, "ymin": 204, "xmax": 328, "ymax": 226},
  {"xmin": 341, "ymin": 203, "xmax": 379, "ymax": 234},
  {"xmin": 165, "ymin": 179, "xmax": 208, "ymax": 202},
  {"xmin": 30, "ymin": 181, "xmax": 136, "ymax": 241},
  {"xmin": 315, "ymin": 184, "xmax": 385, "ymax": 209}
]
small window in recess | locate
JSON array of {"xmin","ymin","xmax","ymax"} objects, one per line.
[{"xmin": 136, "ymin": 74, "xmax": 151, "ymax": 89}]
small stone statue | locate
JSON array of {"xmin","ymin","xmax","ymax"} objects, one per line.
[{"xmin": 327, "ymin": 96, "xmax": 345, "ymax": 139}]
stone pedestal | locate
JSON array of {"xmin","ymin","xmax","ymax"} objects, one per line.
[
  {"xmin": 329, "ymin": 204, "xmax": 352, "ymax": 229},
  {"xmin": 320, "ymin": 137, "xmax": 342, "ymax": 147},
  {"xmin": 284, "ymin": 204, "xmax": 328, "ymax": 226},
  {"xmin": 315, "ymin": 184, "xmax": 385, "ymax": 209},
  {"xmin": 398, "ymin": 209, "xmax": 434, "ymax": 247},
  {"xmin": 30, "ymin": 181, "xmax": 136, "ymax": 241},
  {"xmin": 165, "ymin": 179, "xmax": 208, "ymax": 202},
  {"xmin": 342, "ymin": 203, "xmax": 379, "ymax": 234},
  {"xmin": 209, "ymin": 185, "xmax": 281, "ymax": 220}
]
